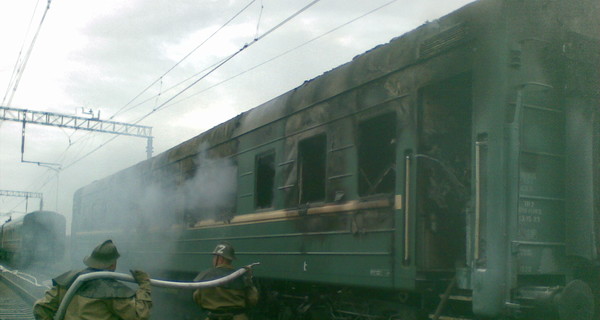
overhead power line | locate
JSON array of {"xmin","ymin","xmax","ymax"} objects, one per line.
[
  {"xmin": 60, "ymin": 0, "xmax": 260, "ymax": 170},
  {"xmin": 2, "ymin": 0, "xmax": 44, "ymax": 107},
  {"xmin": 5, "ymin": 169, "xmax": 56, "ymax": 213},
  {"xmin": 116, "ymin": 0, "xmax": 322, "ymax": 121},
  {"xmin": 23, "ymin": 0, "xmax": 396, "ymax": 175},
  {"xmin": 166, "ymin": 0, "xmax": 401, "ymax": 109},
  {"xmin": 117, "ymin": 58, "xmax": 227, "ymax": 117},
  {"xmin": 2, "ymin": 0, "xmax": 404, "ymax": 218},
  {"xmin": 254, "ymin": 0, "xmax": 264, "ymax": 40},
  {"xmin": 110, "ymin": 0, "xmax": 258, "ymax": 121},
  {"xmin": 61, "ymin": 0, "xmax": 322, "ymax": 169},
  {"xmin": 119, "ymin": 0, "xmax": 400, "ymax": 116},
  {"xmin": 136, "ymin": 0, "xmax": 322, "ymax": 122},
  {"xmin": 2, "ymin": 0, "xmax": 52, "ymax": 107}
]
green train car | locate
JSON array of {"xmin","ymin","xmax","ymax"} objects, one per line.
[
  {"xmin": 1, "ymin": 211, "xmax": 66, "ymax": 267},
  {"xmin": 71, "ymin": 0, "xmax": 599, "ymax": 318}
]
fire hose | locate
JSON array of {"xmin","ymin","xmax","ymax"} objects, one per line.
[{"xmin": 54, "ymin": 262, "xmax": 260, "ymax": 320}]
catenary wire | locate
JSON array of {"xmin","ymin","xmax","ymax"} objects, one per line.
[
  {"xmin": 28, "ymin": 1, "xmax": 258, "ymax": 172},
  {"xmin": 112, "ymin": 0, "xmax": 399, "ymax": 117},
  {"xmin": 254, "ymin": 0, "xmax": 264, "ymax": 40},
  {"xmin": 15, "ymin": 0, "xmax": 392, "ymax": 208},
  {"xmin": 6, "ymin": 167, "xmax": 55, "ymax": 213},
  {"xmin": 115, "ymin": 0, "xmax": 318, "ymax": 120},
  {"xmin": 8, "ymin": 0, "xmax": 392, "ymax": 199},
  {"xmin": 165, "ymin": 0, "xmax": 400, "ymax": 109},
  {"xmin": 2, "ymin": 0, "xmax": 52, "ymax": 107},
  {"xmin": 138, "ymin": 0, "xmax": 321, "ymax": 119},
  {"xmin": 109, "ymin": 0, "xmax": 258, "ymax": 121},
  {"xmin": 9, "ymin": 0, "xmax": 256, "ymax": 184},
  {"xmin": 115, "ymin": 56, "xmax": 228, "ymax": 118},
  {"xmin": 61, "ymin": 0, "xmax": 322, "ymax": 171},
  {"xmin": 5, "ymin": 0, "xmax": 320, "ymax": 212},
  {"xmin": 41, "ymin": 0, "xmax": 260, "ymax": 180},
  {"xmin": 48, "ymin": 40, "xmax": 233, "ymax": 159},
  {"xmin": 5, "ymin": 130, "xmax": 99, "ymax": 213},
  {"xmin": 2, "ymin": 0, "xmax": 43, "ymax": 106}
]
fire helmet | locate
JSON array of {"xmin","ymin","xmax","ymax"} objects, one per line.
[
  {"xmin": 212, "ymin": 242, "xmax": 236, "ymax": 260},
  {"xmin": 83, "ymin": 239, "xmax": 120, "ymax": 269}
]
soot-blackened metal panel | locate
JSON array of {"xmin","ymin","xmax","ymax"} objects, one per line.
[{"xmin": 564, "ymin": 32, "xmax": 600, "ymax": 261}]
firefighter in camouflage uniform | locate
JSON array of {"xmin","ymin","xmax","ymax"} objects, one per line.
[
  {"xmin": 33, "ymin": 239, "xmax": 152, "ymax": 320},
  {"xmin": 193, "ymin": 242, "xmax": 259, "ymax": 320}
]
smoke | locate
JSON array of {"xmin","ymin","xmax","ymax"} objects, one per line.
[
  {"xmin": 68, "ymin": 142, "xmax": 237, "ymax": 276},
  {"xmin": 125, "ymin": 142, "xmax": 238, "ymax": 230},
  {"xmin": 181, "ymin": 146, "xmax": 238, "ymax": 226}
]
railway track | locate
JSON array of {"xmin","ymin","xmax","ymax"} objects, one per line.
[
  {"xmin": 0, "ymin": 264, "xmax": 52, "ymax": 320},
  {"xmin": 0, "ymin": 275, "xmax": 35, "ymax": 320}
]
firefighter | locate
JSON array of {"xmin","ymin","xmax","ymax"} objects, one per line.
[
  {"xmin": 33, "ymin": 239, "xmax": 152, "ymax": 320},
  {"xmin": 193, "ymin": 242, "xmax": 259, "ymax": 320}
]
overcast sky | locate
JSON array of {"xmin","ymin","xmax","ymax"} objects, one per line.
[{"xmin": 0, "ymin": 0, "xmax": 475, "ymax": 223}]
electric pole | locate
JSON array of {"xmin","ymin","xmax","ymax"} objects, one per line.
[
  {"xmin": 0, "ymin": 189, "xmax": 43, "ymax": 213},
  {"xmin": 0, "ymin": 106, "xmax": 153, "ymax": 159}
]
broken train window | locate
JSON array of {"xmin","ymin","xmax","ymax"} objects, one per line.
[
  {"xmin": 255, "ymin": 151, "xmax": 275, "ymax": 209},
  {"xmin": 298, "ymin": 134, "xmax": 327, "ymax": 203},
  {"xmin": 358, "ymin": 112, "xmax": 397, "ymax": 196}
]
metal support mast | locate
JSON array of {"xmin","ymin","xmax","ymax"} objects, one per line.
[
  {"xmin": 0, "ymin": 106, "xmax": 153, "ymax": 158},
  {"xmin": 0, "ymin": 189, "xmax": 43, "ymax": 212}
]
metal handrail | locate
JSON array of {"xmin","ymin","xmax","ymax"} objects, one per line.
[
  {"xmin": 54, "ymin": 263, "xmax": 259, "ymax": 320},
  {"xmin": 403, "ymin": 154, "xmax": 411, "ymax": 262},
  {"xmin": 474, "ymin": 141, "xmax": 484, "ymax": 261}
]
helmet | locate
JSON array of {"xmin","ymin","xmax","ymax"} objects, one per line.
[
  {"xmin": 212, "ymin": 242, "xmax": 236, "ymax": 260},
  {"xmin": 83, "ymin": 239, "xmax": 120, "ymax": 269}
]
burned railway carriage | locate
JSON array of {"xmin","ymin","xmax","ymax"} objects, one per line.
[
  {"xmin": 71, "ymin": 0, "xmax": 599, "ymax": 319},
  {"xmin": 0, "ymin": 211, "xmax": 66, "ymax": 266}
]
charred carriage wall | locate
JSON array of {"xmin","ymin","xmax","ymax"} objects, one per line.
[{"xmin": 70, "ymin": 0, "xmax": 600, "ymax": 319}]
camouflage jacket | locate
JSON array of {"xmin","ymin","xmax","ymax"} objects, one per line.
[
  {"xmin": 193, "ymin": 264, "xmax": 259, "ymax": 312},
  {"xmin": 33, "ymin": 268, "xmax": 152, "ymax": 320}
]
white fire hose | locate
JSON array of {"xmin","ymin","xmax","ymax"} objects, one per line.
[{"xmin": 54, "ymin": 262, "xmax": 259, "ymax": 320}]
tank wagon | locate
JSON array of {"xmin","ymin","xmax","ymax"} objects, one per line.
[
  {"xmin": 0, "ymin": 211, "xmax": 66, "ymax": 267},
  {"xmin": 71, "ymin": 0, "xmax": 599, "ymax": 318}
]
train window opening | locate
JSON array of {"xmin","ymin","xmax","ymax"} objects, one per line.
[
  {"xmin": 416, "ymin": 73, "xmax": 472, "ymax": 271},
  {"xmin": 256, "ymin": 151, "xmax": 276, "ymax": 209},
  {"xmin": 179, "ymin": 155, "xmax": 238, "ymax": 225},
  {"xmin": 358, "ymin": 112, "xmax": 397, "ymax": 196},
  {"xmin": 298, "ymin": 134, "xmax": 327, "ymax": 204}
]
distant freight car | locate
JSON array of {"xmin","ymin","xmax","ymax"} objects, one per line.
[
  {"xmin": 0, "ymin": 211, "xmax": 66, "ymax": 267},
  {"xmin": 71, "ymin": 0, "xmax": 599, "ymax": 319}
]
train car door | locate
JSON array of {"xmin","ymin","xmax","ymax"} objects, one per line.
[{"xmin": 415, "ymin": 73, "xmax": 472, "ymax": 271}]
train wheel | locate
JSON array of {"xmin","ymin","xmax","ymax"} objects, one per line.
[{"xmin": 557, "ymin": 279, "xmax": 595, "ymax": 320}]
